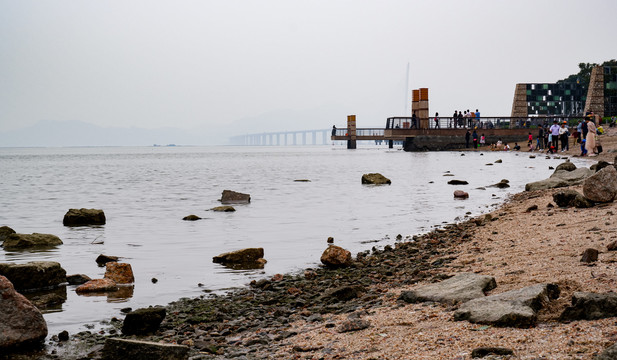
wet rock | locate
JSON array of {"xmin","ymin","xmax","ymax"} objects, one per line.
[
  {"xmin": 212, "ymin": 248, "xmax": 264, "ymax": 265},
  {"xmin": 96, "ymin": 254, "xmax": 119, "ymax": 266},
  {"xmin": 555, "ymin": 162, "xmax": 576, "ymax": 172},
  {"xmin": 58, "ymin": 330, "xmax": 69, "ymax": 342},
  {"xmin": 0, "ymin": 261, "xmax": 67, "ymax": 291},
  {"xmin": 324, "ymin": 285, "xmax": 365, "ymax": 302},
  {"xmin": 122, "ymin": 307, "xmax": 166, "ymax": 335},
  {"xmin": 581, "ymin": 248, "xmax": 599, "ymax": 263},
  {"xmin": 0, "ymin": 275, "xmax": 48, "ymax": 350},
  {"xmin": 553, "ymin": 189, "xmax": 594, "ymax": 208},
  {"xmin": 102, "ymin": 338, "xmax": 188, "ymax": 360},
  {"xmin": 454, "ymin": 190, "xmax": 469, "ymax": 199},
  {"xmin": 327, "ymin": 236, "xmax": 334, "ymax": 244},
  {"xmin": 220, "ymin": 190, "xmax": 250, "ymax": 204},
  {"xmin": 526, "ymin": 167, "xmax": 593, "ymax": 191},
  {"xmin": 67, "ymin": 274, "xmax": 92, "ymax": 285},
  {"xmin": 338, "ymin": 319, "xmax": 370, "ymax": 333},
  {"xmin": 76, "ymin": 279, "xmax": 119, "ymax": 294},
  {"xmin": 210, "ymin": 206, "xmax": 236, "ymax": 212},
  {"xmin": 182, "ymin": 215, "xmax": 201, "ymax": 221},
  {"xmin": 0, "ymin": 226, "xmax": 16, "ymax": 242},
  {"xmin": 2, "ymin": 233, "xmax": 63, "ymax": 249},
  {"xmin": 495, "ymin": 159, "xmax": 503, "ymax": 163},
  {"xmin": 448, "ymin": 179, "xmax": 469, "ymax": 185},
  {"xmin": 361, "ymin": 173, "xmax": 391, "ymax": 185},
  {"xmin": 583, "ymin": 166, "xmax": 617, "ymax": 203},
  {"xmin": 63, "ymin": 208, "xmax": 106, "ymax": 226},
  {"xmin": 304, "ymin": 270, "xmax": 317, "ymax": 280},
  {"xmin": 320, "ymin": 245, "xmax": 352, "ymax": 268},
  {"xmin": 399, "ymin": 273, "xmax": 496, "ymax": 304},
  {"xmin": 471, "ymin": 347, "xmax": 514, "ymax": 358},
  {"xmin": 590, "ymin": 160, "xmax": 610, "ymax": 172},
  {"xmin": 104, "ymin": 262, "xmax": 135, "ymax": 284},
  {"xmin": 490, "ymin": 180, "xmax": 510, "ymax": 188},
  {"xmin": 454, "ymin": 284, "xmax": 559, "ymax": 327},
  {"xmin": 560, "ymin": 292, "xmax": 617, "ymax": 321}
]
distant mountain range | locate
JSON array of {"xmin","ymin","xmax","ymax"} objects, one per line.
[{"xmin": 0, "ymin": 120, "xmax": 215, "ymax": 147}]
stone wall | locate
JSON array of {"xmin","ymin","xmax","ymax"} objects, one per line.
[
  {"xmin": 403, "ymin": 134, "xmax": 529, "ymax": 152},
  {"xmin": 584, "ymin": 66, "xmax": 605, "ymax": 117}
]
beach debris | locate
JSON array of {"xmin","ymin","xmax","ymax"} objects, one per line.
[
  {"xmin": 454, "ymin": 190, "xmax": 469, "ymax": 199},
  {"xmin": 76, "ymin": 278, "xmax": 118, "ymax": 294},
  {"xmin": 220, "ymin": 190, "xmax": 251, "ymax": 204},
  {"xmin": 320, "ymin": 245, "xmax": 352, "ymax": 268},
  {"xmin": 580, "ymin": 248, "xmax": 599, "ymax": 263},
  {"xmin": 0, "ymin": 261, "xmax": 66, "ymax": 291},
  {"xmin": 583, "ymin": 166, "xmax": 617, "ymax": 203},
  {"xmin": 104, "ymin": 262, "xmax": 135, "ymax": 284},
  {"xmin": 398, "ymin": 273, "xmax": 496, "ymax": 304},
  {"xmin": 63, "ymin": 208, "xmax": 106, "ymax": 226},
  {"xmin": 454, "ymin": 283, "xmax": 559, "ymax": 327},
  {"xmin": 448, "ymin": 179, "xmax": 469, "ymax": 185},
  {"xmin": 361, "ymin": 173, "xmax": 391, "ymax": 185},
  {"xmin": 471, "ymin": 347, "xmax": 514, "ymax": 358},
  {"xmin": 2, "ymin": 233, "xmax": 63, "ymax": 249},
  {"xmin": 0, "ymin": 275, "xmax": 48, "ymax": 350},
  {"xmin": 121, "ymin": 307, "xmax": 166, "ymax": 335},
  {"xmin": 210, "ymin": 206, "xmax": 236, "ymax": 212},
  {"xmin": 559, "ymin": 292, "xmax": 617, "ymax": 321},
  {"xmin": 96, "ymin": 254, "xmax": 119, "ymax": 266},
  {"xmin": 182, "ymin": 214, "xmax": 201, "ymax": 221}
]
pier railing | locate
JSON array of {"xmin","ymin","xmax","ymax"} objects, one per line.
[{"xmin": 386, "ymin": 116, "xmax": 587, "ymax": 130}]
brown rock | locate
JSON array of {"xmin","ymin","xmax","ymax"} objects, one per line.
[
  {"xmin": 0, "ymin": 261, "xmax": 67, "ymax": 291},
  {"xmin": 96, "ymin": 254, "xmax": 119, "ymax": 266},
  {"xmin": 0, "ymin": 275, "xmax": 47, "ymax": 349},
  {"xmin": 2, "ymin": 233, "xmax": 63, "ymax": 249},
  {"xmin": 454, "ymin": 190, "xmax": 469, "ymax": 199},
  {"xmin": 182, "ymin": 215, "xmax": 201, "ymax": 221},
  {"xmin": 104, "ymin": 263, "xmax": 135, "ymax": 284},
  {"xmin": 320, "ymin": 245, "xmax": 352, "ymax": 268},
  {"xmin": 212, "ymin": 248, "xmax": 264, "ymax": 264},
  {"xmin": 304, "ymin": 270, "xmax": 317, "ymax": 280},
  {"xmin": 607, "ymin": 241, "xmax": 617, "ymax": 251},
  {"xmin": 210, "ymin": 206, "xmax": 236, "ymax": 212},
  {"xmin": 220, "ymin": 190, "xmax": 250, "ymax": 204},
  {"xmin": 361, "ymin": 173, "xmax": 391, "ymax": 185},
  {"xmin": 76, "ymin": 278, "xmax": 119, "ymax": 294},
  {"xmin": 63, "ymin": 208, "xmax": 106, "ymax": 226},
  {"xmin": 0, "ymin": 226, "xmax": 16, "ymax": 242},
  {"xmin": 581, "ymin": 248, "xmax": 599, "ymax": 263}
]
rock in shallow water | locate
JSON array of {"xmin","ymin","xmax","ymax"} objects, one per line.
[
  {"xmin": 361, "ymin": 173, "xmax": 391, "ymax": 185},
  {"xmin": 122, "ymin": 307, "xmax": 166, "ymax": 335},
  {"xmin": 63, "ymin": 208, "xmax": 106, "ymax": 226},
  {"xmin": 220, "ymin": 190, "xmax": 250, "ymax": 204},
  {"xmin": 0, "ymin": 261, "xmax": 67, "ymax": 291},
  {"xmin": 2, "ymin": 233, "xmax": 63, "ymax": 249}
]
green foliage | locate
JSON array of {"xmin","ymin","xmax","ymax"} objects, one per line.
[{"xmin": 556, "ymin": 60, "xmax": 617, "ymax": 90}]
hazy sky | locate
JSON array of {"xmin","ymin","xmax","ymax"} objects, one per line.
[{"xmin": 1, "ymin": 0, "xmax": 616, "ymax": 142}]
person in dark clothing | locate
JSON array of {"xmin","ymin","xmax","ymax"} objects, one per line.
[
  {"xmin": 331, "ymin": 125, "xmax": 337, "ymax": 136},
  {"xmin": 411, "ymin": 112, "xmax": 417, "ymax": 129},
  {"xmin": 458, "ymin": 111, "xmax": 464, "ymax": 128},
  {"xmin": 581, "ymin": 119, "xmax": 588, "ymax": 139},
  {"xmin": 472, "ymin": 130, "xmax": 478, "ymax": 149},
  {"xmin": 465, "ymin": 130, "xmax": 471, "ymax": 148},
  {"xmin": 452, "ymin": 111, "xmax": 457, "ymax": 128},
  {"xmin": 537, "ymin": 126, "xmax": 544, "ymax": 150}
]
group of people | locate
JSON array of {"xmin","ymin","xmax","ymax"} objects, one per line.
[{"xmin": 449, "ymin": 109, "xmax": 482, "ymax": 129}]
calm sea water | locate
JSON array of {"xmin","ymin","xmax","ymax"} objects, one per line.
[{"xmin": 0, "ymin": 144, "xmax": 587, "ymax": 337}]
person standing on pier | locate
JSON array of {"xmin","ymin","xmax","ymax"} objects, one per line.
[
  {"xmin": 411, "ymin": 112, "xmax": 417, "ymax": 129},
  {"xmin": 452, "ymin": 110, "xmax": 457, "ymax": 128},
  {"xmin": 434, "ymin": 112, "xmax": 440, "ymax": 128},
  {"xmin": 331, "ymin": 125, "xmax": 336, "ymax": 136},
  {"xmin": 475, "ymin": 109, "xmax": 480, "ymax": 128}
]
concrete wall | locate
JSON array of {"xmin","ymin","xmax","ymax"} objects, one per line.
[{"xmin": 403, "ymin": 134, "xmax": 529, "ymax": 151}]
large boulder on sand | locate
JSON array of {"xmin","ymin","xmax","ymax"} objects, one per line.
[
  {"xmin": 104, "ymin": 262, "xmax": 135, "ymax": 284},
  {"xmin": 0, "ymin": 261, "xmax": 67, "ymax": 291},
  {"xmin": 525, "ymin": 167, "xmax": 593, "ymax": 191},
  {"xmin": 2, "ymin": 233, "xmax": 63, "ymax": 249},
  {"xmin": 0, "ymin": 276, "xmax": 48, "ymax": 350},
  {"xmin": 102, "ymin": 338, "xmax": 188, "ymax": 360},
  {"xmin": 320, "ymin": 245, "xmax": 352, "ymax": 268},
  {"xmin": 213, "ymin": 248, "xmax": 264, "ymax": 264},
  {"xmin": 553, "ymin": 190, "xmax": 594, "ymax": 208},
  {"xmin": 63, "ymin": 208, "xmax": 106, "ymax": 226},
  {"xmin": 220, "ymin": 190, "xmax": 251, "ymax": 204},
  {"xmin": 583, "ymin": 166, "xmax": 617, "ymax": 203},
  {"xmin": 398, "ymin": 273, "xmax": 496, "ymax": 304},
  {"xmin": 361, "ymin": 173, "xmax": 391, "ymax": 185},
  {"xmin": 559, "ymin": 292, "xmax": 617, "ymax": 321},
  {"xmin": 122, "ymin": 307, "xmax": 167, "ymax": 335}
]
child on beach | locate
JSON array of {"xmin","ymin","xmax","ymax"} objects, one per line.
[{"xmin": 580, "ymin": 138, "xmax": 587, "ymax": 156}]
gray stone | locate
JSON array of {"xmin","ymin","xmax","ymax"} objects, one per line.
[
  {"xmin": 596, "ymin": 342, "xmax": 617, "ymax": 360},
  {"xmin": 220, "ymin": 190, "xmax": 250, "ymax": 204},
  {"xmin": 122, "ymin": 307, "xmax": 167, "ymax": 335},
  {"xmin": 553, "ymin": 190, "xmax": 594, "ymax": 208},
  {"xmin": 555, "ymin": 162, "xmax": 577, "ymax": 172},
  {"xmin": 590, "ymin": 161, "xmax": 611, "ymax": 172},
  {"xmin": 212, "ymin": 248, "xmax": 264, "ymax": 264},
  {"xmin": 454, "ymin": 284, "xmax": 559, "ymax": 327},
  {"xmin": 526, "ymin": 167, "xmax": 593, "ymax": 191},
  {"xmin": 63, "ymin": 208, "xmax": 106, "ymax": 226},
  {"xmin": 2, "ymin": 233, "xmax": 63, "ymax": 249},
  {"xmin": 102, "ymin": 338, "xmax": 188, "ymax": 360},
  {"xmin": 0, "ymin": 261, "xmax": 67, "ymax": 291},
  {"xmin": 560, "ymin": 292, "xmax": 617, "ymax": 321},
  {"xmin": 583, "ymin": 166, "xmax": 617, "ymax": 203},
  {"xmin": 398, "ymin": 273, "xmax": 496, "ymax": 304},
  {"xmin": 361, "ymin": 173, "xmax": 391, "ymax": 185},
  {"xmin": 0, "ymin": 276, "xmax": 47, "ymax": 350}
]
